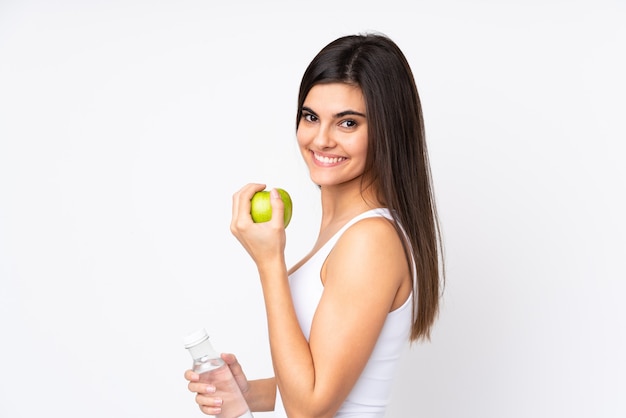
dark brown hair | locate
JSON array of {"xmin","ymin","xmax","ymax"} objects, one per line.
[{"xmin": 296, "ymin": 33, "xmax": 444, "ymax": 341}]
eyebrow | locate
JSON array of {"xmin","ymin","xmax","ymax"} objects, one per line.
[{"xmin": 302, "ymin": 106, "xmax": 366, "ymax": 119}]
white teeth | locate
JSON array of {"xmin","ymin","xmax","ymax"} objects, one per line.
[{"xmin": 314, "ymin": 153, "xmax": 346, "ymax": 164}]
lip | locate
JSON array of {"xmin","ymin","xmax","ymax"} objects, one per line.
[{"xmin": 311, "ymin": 150, "xmax": 348, "ymax": 166}]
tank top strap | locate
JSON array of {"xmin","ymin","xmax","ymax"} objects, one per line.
[
  {"xmin": 332, "ymin": 208, "xmax": 418, "ymax": 294},
  {"xmin": 325, "ymin": 208, "xmax": 393, "ymax": 249}
]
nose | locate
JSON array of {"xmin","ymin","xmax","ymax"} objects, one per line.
[{"xmin": 312, "ymin": 123, "xmax": 335, "ymax": 149}]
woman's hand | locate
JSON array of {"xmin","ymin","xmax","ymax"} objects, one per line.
[
  {"xmin": 230, "ymin": 183, "xmax": 287, "ymax": 269},
  {"xmin": 184, "ymin": 353, "xmax": 250, "ymax": 415}
]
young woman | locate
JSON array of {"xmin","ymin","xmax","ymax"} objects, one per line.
[{"xmin": 186, "ymin": 32, "xmax": 444, "ymax": 417}]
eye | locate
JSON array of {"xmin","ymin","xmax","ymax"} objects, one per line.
[
  {"xmin": 301, "ymin": 111, "xmax": 318, "ymax": 123},
  {"xmin": 339, "ymin": 119, "xmax": 357, "ymax": 128}
]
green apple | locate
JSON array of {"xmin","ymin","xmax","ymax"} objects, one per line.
[{"xmin": 250, "ymin": 188, "xmax": 293, "ymax": 228}]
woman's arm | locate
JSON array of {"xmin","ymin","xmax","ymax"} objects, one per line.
[
  {"xmin": 231, "ymin": 186, "xmax": 410, "ymax": 418},
  {"xmin": 260, "ymin": 218, "xmax": 408, "ymax": 418}
]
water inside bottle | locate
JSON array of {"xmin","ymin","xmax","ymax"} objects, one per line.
[{"xmin": 193, "ymin": 355, "xmax": 225, "ymax": 375}]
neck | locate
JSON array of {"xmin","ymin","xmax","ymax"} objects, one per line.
[{"xmin": 319, "ymin": 180, "xmax": 381, "ymax": 228}]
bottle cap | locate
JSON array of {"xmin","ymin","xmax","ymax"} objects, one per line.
[{"xmin": 183, "ymin": 328, "xmax": 210, "ymax": 349}]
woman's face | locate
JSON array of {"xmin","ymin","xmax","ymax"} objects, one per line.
[{"xmin": 297, "ymin": 82, "xmax": 369, "ymax": 188}]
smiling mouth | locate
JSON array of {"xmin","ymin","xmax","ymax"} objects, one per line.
[{"xmin": 313, "ymin": 152, "xmax": 347, "ymax": 165}]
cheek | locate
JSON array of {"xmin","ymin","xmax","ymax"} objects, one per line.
[
  {"xmin": 296, "ymin": 130, "xmax": 309, "ymax": 160},
  {"xmin": 348, "ymin": 135, "xmax": 369, "ymax": 160},
  {"xmin": 296, "ymin": 127, "xmax": 309, "ymax": 148}
]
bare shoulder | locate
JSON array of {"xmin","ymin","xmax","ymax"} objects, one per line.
[
  {"xmin": 337, "ymin": 215, "xmax": 405, "ymax": 257},
  {"xmin": 324, "ymin": 215, "xmax": 408, "ymax": 289}
]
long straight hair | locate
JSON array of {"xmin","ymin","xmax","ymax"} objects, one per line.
[{"xmin": 296, "ymin": 33, "xmax": 444, "ymax": 341}]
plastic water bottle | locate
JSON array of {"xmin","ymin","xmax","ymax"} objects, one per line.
[{"xmin": 184, "ymin": 329, "xmax": 253, "ymax": 418}]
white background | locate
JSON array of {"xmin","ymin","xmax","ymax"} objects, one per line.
[{"xmin": 1, "ymin": 1, "xmax": 624, "ymax": 417}]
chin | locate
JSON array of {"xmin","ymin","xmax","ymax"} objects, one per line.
[
  {"xmin": 309, "ymin": 175, "xmax": 335, "ymax": 187},
  {"xmin": 309, "ymin": 174, "xmax": 362, "ymax": 189}
]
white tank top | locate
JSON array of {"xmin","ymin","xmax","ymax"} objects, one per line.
[{"xmin": 274, "ymin": 208, "xmax": 413, "ymax": 417}]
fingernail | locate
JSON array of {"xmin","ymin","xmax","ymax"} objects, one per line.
[
  {"xmin": 271, "ymin": 188, "xmax": 279, "ymax": 199},
  {"xmin": 206, "ymin": 385, "xmax": 216, "ymax": 394},
  {"xmin": 214, "ymin": 398, "xmax": 223, "ymax": 406}
]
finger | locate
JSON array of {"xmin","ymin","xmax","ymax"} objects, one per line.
[
  {"xmin": 196, "ymin": 394, "xmax": 223, "ymax": 415},
  {"xmin": 231, "ymin": 186, "xmax": 245, "ymax": 230},
  {"xmin": 270, "ymin": 188, "xmax": 285, "ymax": 228},
  {"xmin": 200, "ymin": 405, "xmax": 222, "ymax": 416},
  {"xmin": 221, "ymin": 353, "xmax": 243, "ymax": 374},
  {"xmin": 241, "ymin": 183, "xmax": 266, "ymax": 208},
  {"xmin": 184, "ymin": 370, "xmax": 199, "ymax": 382},
  {"xmin": 231, "ymin": 183, "xmax": 265, "ymax": 231},
  {"xmin": 221, "ymin": 352, "xmax": 237, "ymax": 365},
  {"xmin": 188, "ymin": 382, "xmax": 216, "ymax": 394}
]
